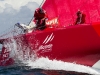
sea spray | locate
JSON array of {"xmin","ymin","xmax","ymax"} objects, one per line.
[
  {"xmin": 26, "ymin": 57, "xmax": 100, "ymax": 74},
  {"xmin": 2, "ymin": 34, "xmax": 38, "ymax": 65}
]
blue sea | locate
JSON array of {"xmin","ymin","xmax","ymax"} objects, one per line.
[
  {"xmin": 0, "ymin": 57, "xmax": 99, "ymax": 75},
  {"xmin": 0, "ymin": 66, "xmax": 92, "ymax": 75}
]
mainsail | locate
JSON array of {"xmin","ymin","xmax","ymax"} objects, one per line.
[{"xmin": 42, "ymin": 0, "xmax": 100, "ymax": 27}]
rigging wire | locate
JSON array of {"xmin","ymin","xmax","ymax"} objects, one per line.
[
  {"xmin": 0, "ymin": 0, "xmax": 45, "ymax": 39},
  {"xmin": 28, "ymin": 0, "xmax": 45, "ymax": 26}
]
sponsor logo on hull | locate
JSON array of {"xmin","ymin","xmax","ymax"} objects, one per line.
[{"xmin": 38, "ymin": 33, "xmax": 54, "ymax": 53}]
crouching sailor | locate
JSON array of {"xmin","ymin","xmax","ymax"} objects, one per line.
[
  {"xmin": 33, "ymin": 7, "xmax": 48, "ymax": 30},
  {"xmin": 15, "ymin": 8, "xmax": 48, "ymax": 33}
]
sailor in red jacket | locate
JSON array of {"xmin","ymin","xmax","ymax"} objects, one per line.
[
  {"xmin": 33, "ymin": 8, "xmax": 48, "ymax": 30},
  {"xmin": 15, "ymin": 8, "xmax": 48, "ymax": 33}
]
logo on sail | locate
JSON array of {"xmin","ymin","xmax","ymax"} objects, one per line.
[{"xmin": 46, "ymin": 17, "xmax": 59, "ymax": 27}]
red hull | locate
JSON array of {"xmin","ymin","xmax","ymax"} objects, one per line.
[
  {"xmin": 1, "ymin": 23, "xmax": 100, "ymax": 67},
  {"xmin": 25, "ymin": 23, "xmax": 100, "ymax": 67}
]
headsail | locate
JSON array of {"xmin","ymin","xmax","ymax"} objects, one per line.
[{"xmin": 42, "ymin": 0, "xmax": 100, "ymax": 27}]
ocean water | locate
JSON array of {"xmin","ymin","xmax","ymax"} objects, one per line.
[
  {"xmin": 0, "ymin": 57, "xmax": 100, "ymax": 75},
  {"xmin": 0, "ymin": 67, "xmax": 92, "ymax": 75},
  {"xmin": 0, "ymin": 66, "xmax": 92, "ymax": 75}
]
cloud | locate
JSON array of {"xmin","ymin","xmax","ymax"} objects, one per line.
[
  {"xmin": 0, "ymin": 0, "xmax": 43, "ymax": 13},
  {"xmin": 0, "ymin": 0, "xmax": 43, "ymax": 34},
  {"xmin": 3, "ymin": 4, "xmax": 17, "ymax": 15}
]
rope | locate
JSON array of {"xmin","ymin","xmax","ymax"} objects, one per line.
[{"xmin": 39, "ymin": 0, "xmax": 45, "ymax": 8}]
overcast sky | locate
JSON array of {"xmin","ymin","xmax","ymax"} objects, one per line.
[{"xmin": 0, "ymin": 0, "xmax": 43, "ymax": 35}]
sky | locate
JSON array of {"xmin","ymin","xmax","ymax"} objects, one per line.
[
  {"xmin": 0, "ymin": 0, "xmax": 43, "ymax": 35},
  {"xmin": 0, "ymin": 0, "xmax": 44, "ymax": 48}
]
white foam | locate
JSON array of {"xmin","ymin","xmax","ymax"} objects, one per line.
[{"xmin": 24, "ymin": 57, "xmax": 100, "ymax": 75}]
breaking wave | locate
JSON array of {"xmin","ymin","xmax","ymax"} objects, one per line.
[{"xmin": 1, "ymin": 31, "xmax": 100, "ymax": 75}]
